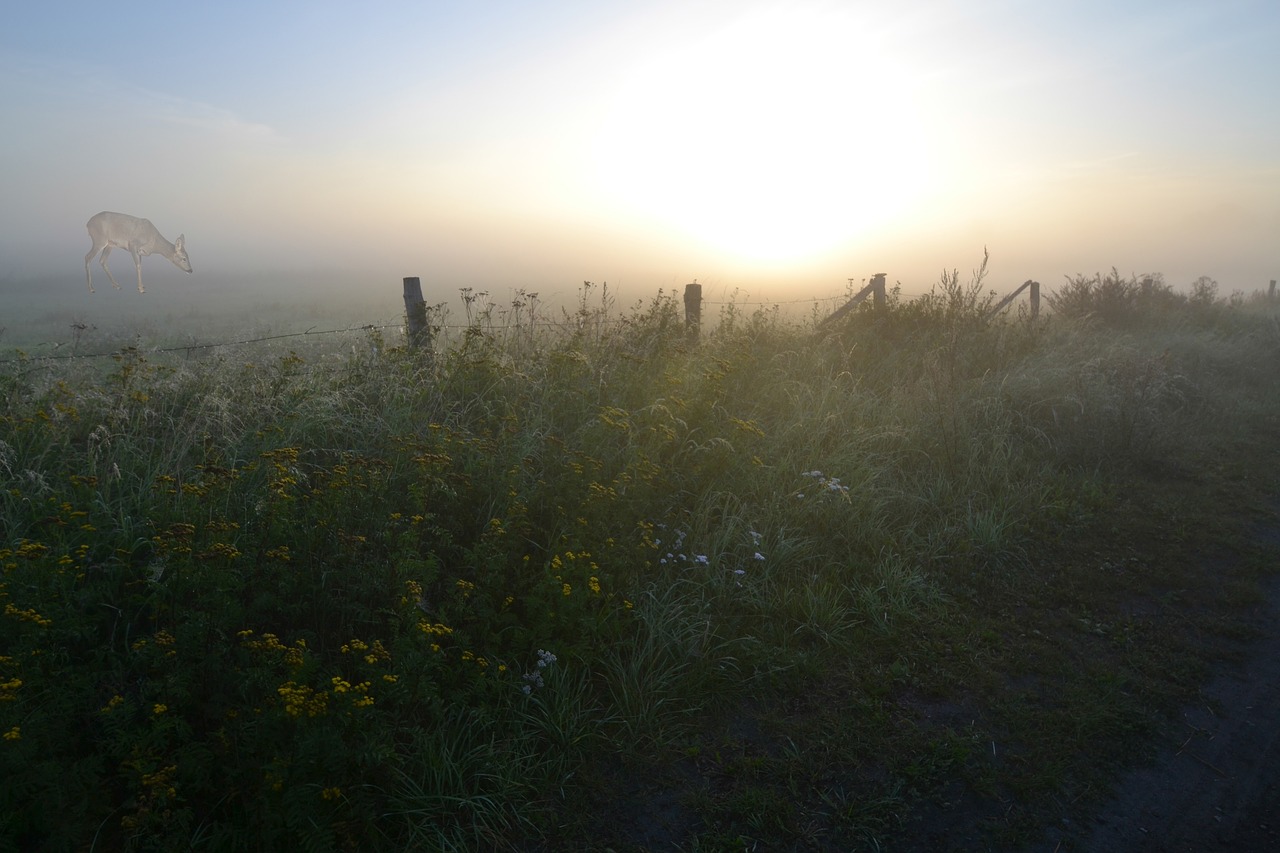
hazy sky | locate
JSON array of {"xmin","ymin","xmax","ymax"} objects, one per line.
[{"xmin": 2, "ymin": 0, "xmax": 1277, "ymax": 305}]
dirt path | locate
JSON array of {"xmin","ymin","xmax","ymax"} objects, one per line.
[{"xmin": 1067, "ymin": 571, "xmax": 1280, "ymax": 852}]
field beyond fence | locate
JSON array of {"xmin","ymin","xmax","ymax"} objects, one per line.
[{"xmin": 2, "ymin": 267, "xmax": 1279, "ymax": 851}]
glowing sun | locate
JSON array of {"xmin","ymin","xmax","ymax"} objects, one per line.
[{"xmin": 596, "ymin": 7, "xmax": 933, "ymax": 266}]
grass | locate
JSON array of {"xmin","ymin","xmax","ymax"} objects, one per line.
[{"xmin": 2, "ymin": 271, "xmax": 1279, "ymax": 851}]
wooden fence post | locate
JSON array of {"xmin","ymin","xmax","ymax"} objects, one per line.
[
  {"xmin": 819, "ymin": 273, "xmax": 889, "ymax": 328},
  {"xmin": 684, "ymin": 282, "xmax": 702, "ymax": 340},
  {"xmin": 403, "ymin": 277, "xmax": 430, "ymax": 350},
  {"xmin": 986, "ymin": 280, "xmax": 1040, "ymax": 320},
  {"xmin": 871, "ymin": 273, "xmax": 886, "ymax": 311}
]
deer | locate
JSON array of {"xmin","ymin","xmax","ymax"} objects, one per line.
[{"xmin": 84, "ymin": 211, "xmax": 192, "ymax": 294}]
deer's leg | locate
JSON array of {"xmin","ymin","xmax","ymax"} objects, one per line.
[
  {"xmin": 131, "ymin": 248, "xmax": 145, "ymax": 293},
  {"xmin": 99, "ymin": 247, "xmax": 123, "ymax": 290},
  {"xmin": 84, "ymin": 248, "xmax": 98, "ymax": 293}
]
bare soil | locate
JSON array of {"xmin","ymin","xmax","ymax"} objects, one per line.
[{"xmin": 1063, "ymin": 570, "xmax": 1280, "ymax": 852}]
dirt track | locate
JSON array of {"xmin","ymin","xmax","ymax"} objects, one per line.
[{"xmin": 1067, "ymin": 571, "xmax": 1280, "ymax": 851}]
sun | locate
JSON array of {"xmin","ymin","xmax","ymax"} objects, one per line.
[{"xmin": 595, "ymin": 7, "xmax": 933, "ymax": 266}]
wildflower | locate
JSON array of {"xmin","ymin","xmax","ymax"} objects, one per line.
[
  {"xmin": 588, "ymin": 576, "xmax": 601, "ymax": 594},
  {"xmin": 734, "ymin": 569, "xmax": 746, "ymax": 576},
  {"xmin": 3, "ymin": 726, "xmax": 19, "ymax": 741},
  {"xmin": 753, "ymin": 552, "xmax": 765, "ymax": 561},
  {"xmin": 522, "ymin": 649, "xmax": 558, "ymax": 693},
  {"xmin": 4, "ymin": 604, "xmax": 52, "ymax": 627},
  {"xmin": 152, "ymin": 704, "xmax": 168, "ymax": 715},
  {"xmin": 321, "ymin": 787, "xmax": 343, "ymax": 801},
  {"xmin": 693, "ymin": 554, "xmax": 709, "ymax": 566}
]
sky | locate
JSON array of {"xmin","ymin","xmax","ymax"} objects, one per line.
[{"xmin": 2, "ymin": 0, "xmax": 1277, "ymax": 309}]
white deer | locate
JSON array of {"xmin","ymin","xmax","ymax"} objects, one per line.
[{"xmin": 84, "ymin": 211, "xmax": 192, "ymax": 294}]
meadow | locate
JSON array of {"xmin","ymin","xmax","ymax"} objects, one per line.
[{"xmin": 2, "ymin": 269, "xmax": 1279, "ymax": 851}]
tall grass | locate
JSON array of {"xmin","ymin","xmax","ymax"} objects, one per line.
[{"xmin": 2, "ymin": 273, "xmax": 1278, "ymax": 850}]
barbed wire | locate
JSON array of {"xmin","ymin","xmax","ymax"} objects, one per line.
[
  {"xmin": 0, "ymin": 323, "xmax": 403, "ymax": 365},
  {"xmin": 701, "ymin": 298, "xmax": 844, "ymax": 306},
  {"xmin": 0, "ymin": 290, "xmax": 855, "ymax": 367}
]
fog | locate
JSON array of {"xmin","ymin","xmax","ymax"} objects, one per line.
[{"xmin": 2, "ymin": 1, "xmax": 1277, "ymax": 326}]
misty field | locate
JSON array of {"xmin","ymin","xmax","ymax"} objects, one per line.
[{"xmin": 2, "ymin": 271, "xmax": 1279, "ymax": 851}]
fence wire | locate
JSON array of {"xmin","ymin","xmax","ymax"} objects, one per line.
[{"xmin": 0, "ymin": 289, "xmax": 862, "ymax": 368}]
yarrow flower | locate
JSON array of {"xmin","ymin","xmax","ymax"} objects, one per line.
[
  {"xmin": 797, "ymin": 469, "xmax": 849, "ymax": 499},
  {"xmin": 522, "ymin": 649, "xmax": 558, "ymax": 694}
]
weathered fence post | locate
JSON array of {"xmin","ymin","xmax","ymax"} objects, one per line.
[
  {"xmin": 986, "ymin": 280, "xmax": 1040, "ymax": 320},
  {"xmin": 684, "ymin": 282, "xmax": 702, "ymax": 341},
  {"xmin": 1270, "ymin": 280, "xmax": 1277, "ymax": 301},
  {"xmin": 870, "ymin": 273, "xmax": 886, "ymax": 311},
  {"xmin": 818, "ymin": 273, "xmax": 889, "ymax": 329},
  {"xmin": 402, "ymin": 277, "xmax": 430, "ymax": 350}
]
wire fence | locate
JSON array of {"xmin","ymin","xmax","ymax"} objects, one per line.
[
  {"xmin": 0, "ymin": 287, "xmax": 854, "ymax": 368},
  {"xmin": 0, "ymin": 323, "xmax": 404, "ymax": 366}
]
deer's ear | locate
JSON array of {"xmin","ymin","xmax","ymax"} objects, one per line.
[{"xmin": 176, "ymin": 235, "xmax": 185, "ymax": 247}]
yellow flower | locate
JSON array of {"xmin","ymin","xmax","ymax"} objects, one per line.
[
  {"xmin": 321, "ymin": 787, "xmax": 342, "ymax": 801},
  {"xmin": 152, "ymin": 704, "xmax": 168, "ymax": 715},
  {"xmin": 562, "ymin": 583, "xmax": 572, "ymax": 597},
  {"xmin": 3, "ymin": 726, "xmax": 20, "ymax": 741}
]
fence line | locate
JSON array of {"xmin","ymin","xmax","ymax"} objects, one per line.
[
  {"xmin": 3, "ymin": 271, "xmax": 1147, "ymax": 365},
  {"xmin": 0, "ymin": 323, "xmax": 403, "ymax": 365}
]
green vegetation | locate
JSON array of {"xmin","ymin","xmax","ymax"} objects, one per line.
[{"xmin": 2, "ymin": 270, "xmax": 1278, "ymax": 851}]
